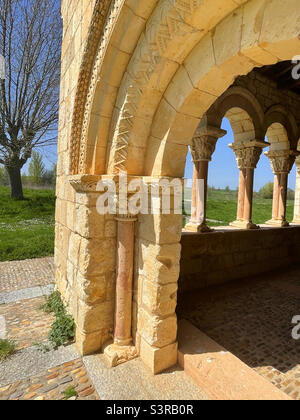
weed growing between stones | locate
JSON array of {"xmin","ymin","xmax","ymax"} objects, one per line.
[
  {"xmin": 0, "ymin": 338, "xmax": 16, "ymax": 361},
  {"xmin": 63, "ymin": 386, "xmax": 78, "ymax": 400},
  {"xmin": 42, "ymin": 291, "xmax": 75, "ymax": 349}
]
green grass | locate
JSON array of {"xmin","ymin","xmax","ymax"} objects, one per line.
[
  {"xmin": 184, "ymin": 187, "xmax": 294, "ymax": 227},
  {"xmin": 0, "ymin": 186, "xmax": 55, "ymax": 261},
  {"xmin": 0, "ymin": 339, "xmax": 16, "ymax": 362}
]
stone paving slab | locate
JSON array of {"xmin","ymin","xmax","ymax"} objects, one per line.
[
  {"xmin": 0, "ymin": 284, "xmax": 54, "ymax": 305},
  {"xmin": 0, "ymin": 257, "xmax": 55, "ymax": 293},
  {"xmin": 178, "ymin": 320, "xmax": 291, "ymax": 400},
  {"xmin": 178, "ymin": 266, "xmax": 300, "ymax": 400},
  {"xmin": 83, "ymin": 354, "xmax": 209, "ymax": 400},
  {"xmin": 0, "ymin": 345, "xmax": 80, "ymax": 388},
  {"xmin": 0, "ymin": 296, "xmax": 54, "ymax": 350},
  {"xmin": 0, "ymin": 357, "xmax": 99, "ymax": 400}
]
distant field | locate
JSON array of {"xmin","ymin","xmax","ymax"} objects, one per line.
[
  {"xmin": 0, "ymin": 186, "xmax": 55, "ymax": 261},
  {"xmin": 0, "ymin": 185, "xmax": 295, "ymax": 262},
  {"xmin": 183, "ymin": 188, "xmax": 294, "ymax": 226}
]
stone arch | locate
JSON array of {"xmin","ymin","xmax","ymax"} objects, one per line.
[
  {"xmin": 264, "ymin": 105, "xmax": 299, "ymax": 151},
  {"xmin": 81, "ymin": 0, "xmax": 253, "ymax": 176},
  {"xmin": 203, "ymin": 86, "xmax": 265, "ymax": 144},
  {"xmin": 61, "ymin": 0, "xmax": 300, "ymax": 374},
  {"xmin": 139, "ymin": 3, "xmax": 300, "ymax": 179}
]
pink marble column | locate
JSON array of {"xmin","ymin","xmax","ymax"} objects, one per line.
[
  {"xmin": 243, "ymin": 168, "xmax": 255, "ymax": 223},
  {"xmin": 293, "ymin": 157, "xmax": 300, "ymax": 223},
  {"xmin": 236, "ymin": 169, "xmax": 246, "ymax": 221},
  {"xmin": 230, "ymin": 141, "xmax": 268, "ymax": 230},
  {"xmin": 104, "ymin": 215, "xmax": 138, "ymax": 366},
  {"xmin": 278, "ymin": 173, "xmax": 288, "ymax": 224},
  {"xmin": 265, "ymin": 150, "xmax": 298, "ymax": 227},
  {"xmin": 185, "ymin": 125, "xmax": 226, "ymax": 233}
]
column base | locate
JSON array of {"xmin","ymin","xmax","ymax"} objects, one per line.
[
  {"xmin": 265, "ymin": 219, "xmax": 289, "ymax": 227},
  {"xmin": 103, "ymin": 341, "xmax": 138, "ymax": 367},
  {"xmin": 292, "ymin": 218, "xmax": 300, "ymax": 224},
  {"xmin": 185, "ymin": 221, "xmax": 214, "ymax": 233},
  {"xmin": 230, "ymin": 220, "xmax": 260, "ymax": 230}
]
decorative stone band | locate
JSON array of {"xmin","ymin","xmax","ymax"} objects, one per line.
[
  {"xmin": 264, "ymin": 150, "xmax": 300, "ymax": 175},
  {"xmin": 190, "ymin": 126, "xmax": 227, "ymax": 163},
  {"xmin": 229, "ymin": 140, "xmax": 269, "ymax": 170},
  {"xmin": 68, "ymin": 174, "xmax": 111, "ymax": 193}
]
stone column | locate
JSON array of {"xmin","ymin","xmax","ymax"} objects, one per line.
[
  {"xmin": 185, "ymin": 125, "xmax": 226, "ymax": 233},
  {"xmin": 230, "ymin": 141, "xmax": 269, "ymax": 229},
  {"xmin": 104, "ymin": 214, "xmax": 138, "ymax": 367},
  {"xmin": 293, "ymin": 157, "xmax": 300, "ymax": 224},
  {"xmin": 265, "ymin": 150, "xmax": 298, "ymax": 227}
]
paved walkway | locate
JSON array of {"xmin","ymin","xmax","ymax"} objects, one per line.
[
  {"xmin": 0, "ymin": 257, "xmax": 98, "ymax": 400},
  {"xmin": 0, "ymin": 257, "xmax": 207, "ymax": 401},
  {"xmin": 178, "ymin": 265, "xmax": 300, "ymax": 400},
  {"xmin": 0, "ymin": 257, "xmax": 55, "ymax": 293}
]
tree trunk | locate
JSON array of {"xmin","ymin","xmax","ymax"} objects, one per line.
[{"xmin": 7, "ymin": 165, "xmax": 24, "ymax": 200}]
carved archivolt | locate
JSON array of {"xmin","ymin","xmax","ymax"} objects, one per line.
[
  {"xmin": 107, "ymin": 0, "xmax": 225, "ymax": 174},
  {"xmin": 69, "ymin": 0, "xmax": 123, "ymax": 175}
]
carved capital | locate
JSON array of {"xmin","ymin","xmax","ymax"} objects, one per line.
[
  {"xmin": 295, "ymin": 155, "xmax": 300, "ymax": 173},
  {"xmin": 230, "ymin": 140, "xmax": 268, "ymax": 170},
  {"xmin": 265, "ymin": 150, "xmax": 299, "ymax": 174},
  {"xmin": 190, "ymin": 126, "xmax": 227, "ymax": 162}
]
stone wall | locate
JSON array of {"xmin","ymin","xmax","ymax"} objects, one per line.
[
  {"xmin": 179, "ymin": 227, "xmax": 300, "ymax": 293},
  {"xmin": 234, "ymin": 71, "xmax": 300, "ymax": 126}
]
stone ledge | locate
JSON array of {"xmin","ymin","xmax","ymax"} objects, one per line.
[{"xmin": 178, "ymin": 320, "xmax": 291, "ymax": 401}]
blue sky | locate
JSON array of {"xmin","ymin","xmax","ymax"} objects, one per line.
[{"xmin": 184, "ymin": 118, "xmax": 297, "ymax": 192}]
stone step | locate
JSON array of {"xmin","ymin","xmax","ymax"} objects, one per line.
[{"xmin": 178, "ymin": 320, "xmax": 291, "ymax": 401}]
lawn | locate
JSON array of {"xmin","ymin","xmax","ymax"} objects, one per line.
[
  {"xmin": 0, "ymin": 186, "xmax": 55, "ymax": 262},
  {"xmin": 183, "ymin": 188, "xmax": 294, "ymax": 226},
  {"xmin": 0, "ymin": 185, "xmax": 296, "ymax": 262}
]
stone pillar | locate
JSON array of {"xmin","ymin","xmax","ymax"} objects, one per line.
[
  {"xmin": 293, "ymin": 157, "xmax": 300, "ymax": 224},
  {"xmin": 185, "ymin": 125, "xmax": 226, "ymax": 233},
  {"xmin": 265, "ymin": 150, "xmax": 298, "ymax": 227},
  {"xmin": 230, "ymin": 141, "xmax": 269, "ymax": 229},
  {"xmin": 104, "ymin": 214, "xmax": 138, "ymax": 366}
]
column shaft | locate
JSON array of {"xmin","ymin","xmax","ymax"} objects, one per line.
[
  {"xmin": 272, "ymin": 175, "xmax": 280, "ymax": 221},
  {"xmin": 195, "ymin": 161, "xmax": 208, "ymax": 225},
  {"xmin": 237, "ymin": 169, "xmax": 246, "ymax": 220},
  {"xmin": 186, "ymin": 160, "xmax": 211, "ymax": 233},
  {"xmin": 114, "ymin": 220, "xmax": 135, "ymax": 345},
  {"xmin": 104, "ymin": 217, "xmax": 137, "ymax": 367},
  {"xmin": 278, "ymin": 173, "xmax": 288, "ymax": 223},
  {"xmin": 243, "ymin": 168, "xmax": 254, "ymax": 222},
  {"xmin": 293, "ymin": 168, "xmax": 300, "ymax": 223}
]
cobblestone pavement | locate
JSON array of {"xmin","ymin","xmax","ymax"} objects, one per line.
[
  {"xmin": 178, "ymin": 265, "xmax": 300, "ymax": 400},
  {"xmin": 0, "ymin": 257, "xmax": 55, "ymax": 293},
  {"xmin": 0, "ymin": 359, "xmax": 99, "ymax": 400},
  {"xmin": 0, "ymin": 297, "xmax": 54, "ymax": 350},
  {"xmin": 0, "ymin": 257, "xmax": 99, "ymax": 400}
]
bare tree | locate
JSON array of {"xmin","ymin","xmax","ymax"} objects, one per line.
[{"xmin": 0, "ymin": 0, "xmax": 61, "ymax": 199}]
